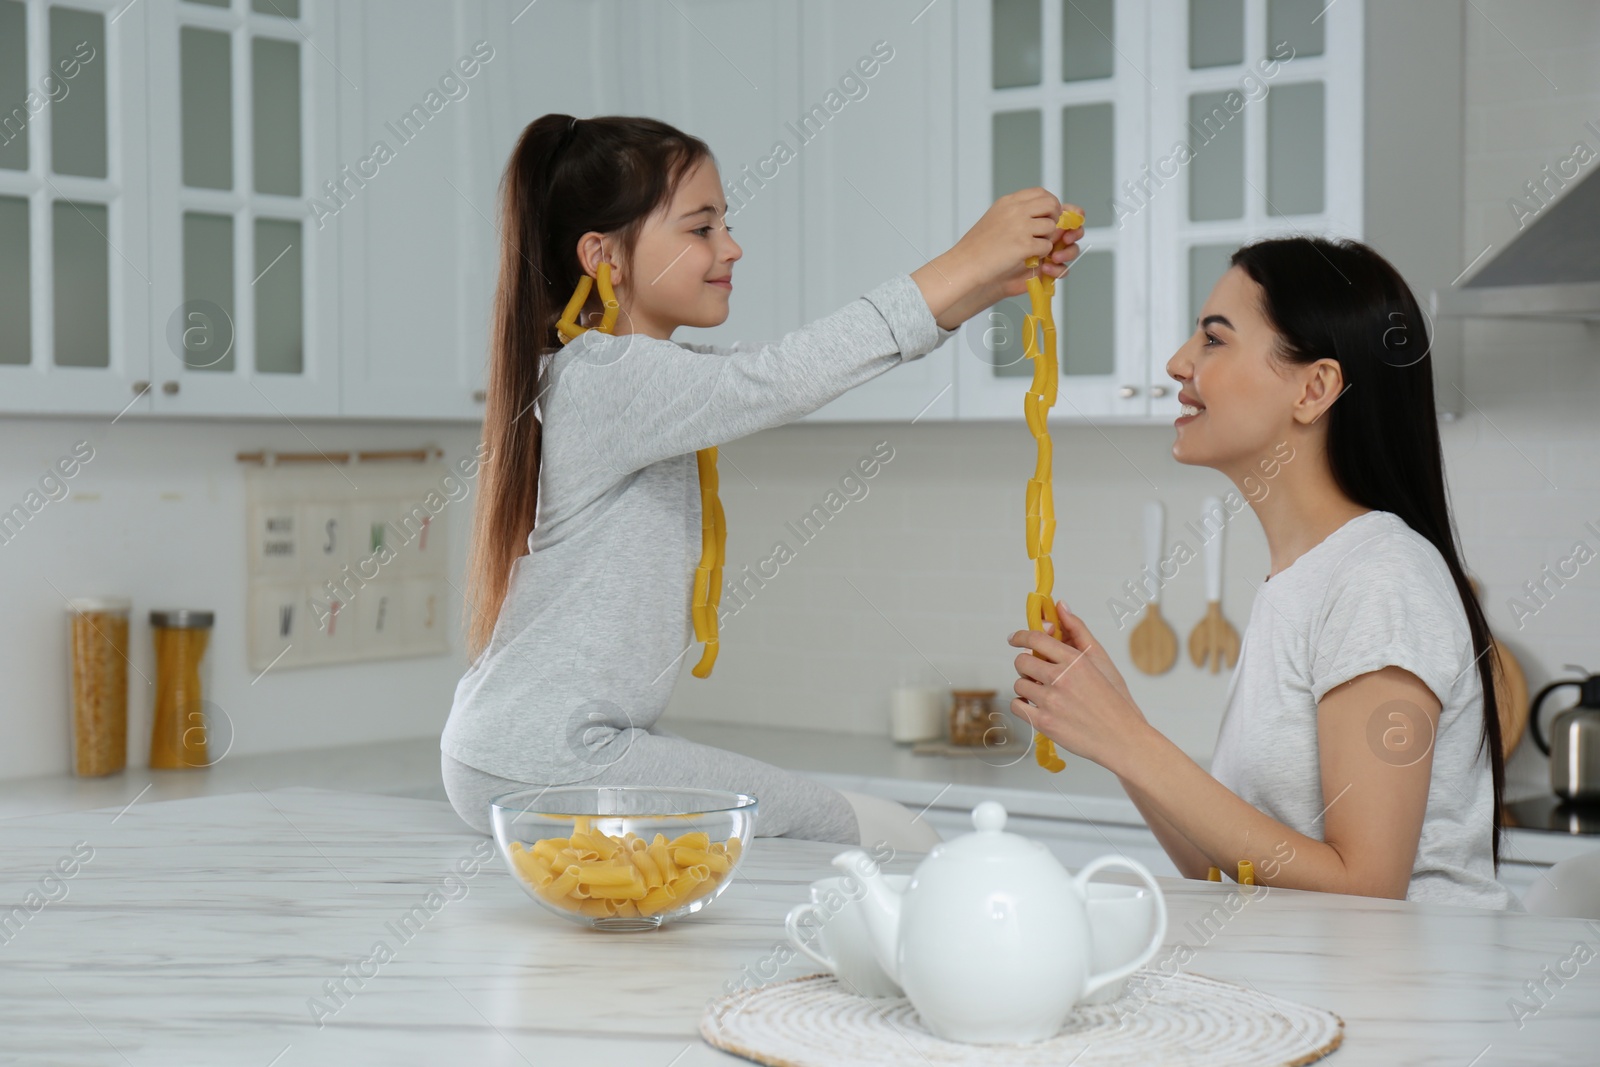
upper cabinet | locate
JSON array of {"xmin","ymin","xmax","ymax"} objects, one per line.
[
  {"xmin": 334, "ymin": 0, "xmax": 498, "ymax": 420},
  {"xmin": 955, "ymin": 0, "xmax": 1153, "ymax": 421},
  {"xmin": 600, "ymin": 0, "xmax": 805, "ymax": 362},
  {"xmin": 0, "ymin": 0, "xmax": 1461, "ymax": 423},
  {"xmin": 955, "ymin": 0, "xmax": 1363, "ymax": 422},
  {"xmin": 1144, "ymin": 0, "xmax": 1364, "ymax": 422},
  {"xmin": 797, "ymin": 0, "xmax": 958, "ymax": 423},
  {"xmin": 145, "ymin": 0, "xmax": 339, "ymax": 416},
  {"xmin": 0, "ymin": 0, "xmax": 151, "ymax": 415}
]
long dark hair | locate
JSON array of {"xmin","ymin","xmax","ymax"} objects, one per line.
[
  {"xmin": 1230, "ymin": 236, "xmax": 1506, "ymax": 868},
  {"xmin": 465, "ymin": 115, "xmax": 712, "ymax": 662}
]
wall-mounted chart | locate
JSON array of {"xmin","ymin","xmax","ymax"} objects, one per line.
[{"xmin": 240, "ymin": 446, "xmax": 453, "ymax": 672}]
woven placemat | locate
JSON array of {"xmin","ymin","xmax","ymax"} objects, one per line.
[{"xmin": 701, "ymin": 970, "xmax": 1343, "ymax": 1066}]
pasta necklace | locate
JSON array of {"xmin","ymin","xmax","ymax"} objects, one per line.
[
  {"xmin": 556, "ymin": 262, "xmax": 727, "ymax": 678},
  {"xmin": 1022, "ymin": 208, "xmax": 1083, "ymax": 773}
]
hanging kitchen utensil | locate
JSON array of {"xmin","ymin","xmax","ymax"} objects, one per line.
[
  {"xmin": 1129, "ymin": 501, "xmax": 1177, "ymax": 675},
  {"xmin": 1467, "ymin": 577, "xmax": 1530, "ymax": 757},
  {"xmin": 1187, "ymin": 495, "xmax": 1240, "ymax": 674}
]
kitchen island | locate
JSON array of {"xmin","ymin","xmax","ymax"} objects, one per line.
[{"xmin": 1, "ymin": 787, "xmax": 1594, "ymax": 1065}]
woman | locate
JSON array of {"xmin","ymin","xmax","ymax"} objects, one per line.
[{"xmin": 1008, "ymin": 236, "xmax": 1519, "ymax": 910}]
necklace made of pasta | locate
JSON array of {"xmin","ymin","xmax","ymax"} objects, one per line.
[
  {"xmin": 557, "ymin": 262, "xmax": 726, "ymax": 678},
  {"xmin": 1023, "ymin": 209, "xmax": 1083, "ymax": 773}
]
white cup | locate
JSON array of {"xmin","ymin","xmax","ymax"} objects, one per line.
[
  {"xmin": 889, "ymin": 687, "xmax": 944, "ymax": 742},
  {"xmin": 1082, "ymin": 881, "xmax": 1162, "ymax": 1005},
  {"xmin": 785, "ymin": 874, "xmax": 910, "ymax": 998}
]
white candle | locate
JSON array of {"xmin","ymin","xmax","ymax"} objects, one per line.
[{"xmin": 889, "ymin": 686, "xmax": 945, "ymax": 743}]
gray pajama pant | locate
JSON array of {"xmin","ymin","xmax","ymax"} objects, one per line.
[{"xmin": 440, "ymin": 725, "xmax": 861, "ymax": 844}]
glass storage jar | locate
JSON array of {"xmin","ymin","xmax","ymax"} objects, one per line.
[
  {"xmin": 66, "ymin": 597, "xmax": 131, "ymax": 777},
  {"xmin": 149, "ymin": 609, "xmax": 215, "ymax": 769},
  {"xmin": 949, "ymin": 689, "xmax": 1005, "ymax": 747}
]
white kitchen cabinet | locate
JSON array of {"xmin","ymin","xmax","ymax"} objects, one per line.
[
  {"xmin": 954, "ymin": 0, "xmax": 1153, "ymax": 421},
  {"xmin": 0, "ymin": 0, "xmax": 152, "ymax": 416},
  {"xmin": 1144, "ymin": 0, "xmax": 1364, "ymax": 425},
  {"xmin": 143, "ymin": 0, "xmax": 340, "ymax": 417},
  {"xmin": 796, "ymin": 0, "xmax": 959, "ymax": 423},
  {"xmin": 922, "ymin": 805, "xmax": 1182, "ymax": 878},
  {"xmin": 334, "ymin": 0, "xmax": 497, "ymax": 420},
  {"xmin": 593, "ymin": 0, "xmax": 802, "ymax": 357},
  {"xmin": 955, "ymin": 0, "xmax": 1363, "ymax": 423}
]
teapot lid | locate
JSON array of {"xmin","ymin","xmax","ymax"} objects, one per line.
[{"xmin": 933, "ymin": 800, "xmax": 1055, "ymax": 865}]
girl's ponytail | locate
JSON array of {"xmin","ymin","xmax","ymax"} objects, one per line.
[{"xmin": 464, "ymin": 115, "xmax": 711, "ymax": 663}]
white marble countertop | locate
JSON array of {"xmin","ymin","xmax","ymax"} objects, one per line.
[
  {"xmin": 1, "ymin": 722, "xmax": 1592, "ymax": 866},
  {"xmin": 1, "ymin": 787, "xmax": 1595, "ymax": 1065}
]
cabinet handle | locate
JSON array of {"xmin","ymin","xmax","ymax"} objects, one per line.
[
  {"xmin": 162, "ymin": 380, "xmax": 180, "ymax": 395},
  {"xmin": 1118, "ymin": 385, "xmax": 1139, "ymax": 398},
  {"xmin": 1149, "ymin": 385, "xmax": 1168, "ymax": 398},
  {"xmin": 472, "ymin": 389, "xmax": 487, "ymax": 403},
  {"xmin": 131, "ymin": 380, "xmax": 150, "ymax": 396}
]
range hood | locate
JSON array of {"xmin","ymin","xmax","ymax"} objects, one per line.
[{"xmin": 1434, "ymin": 162, "xmax": 1600, "ymax": 321}]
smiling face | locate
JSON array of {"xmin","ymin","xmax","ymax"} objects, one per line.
[
  {"xmin": 1164, "ymin": 265, "xmax": 1343, "ymax": 482},
  {"xmin": 574, "ymin": 155, "xmax": 741, "ymax": 340}
]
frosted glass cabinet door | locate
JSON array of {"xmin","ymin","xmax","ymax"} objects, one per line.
[
  {"xmin": 144, "ymin": 0, "xmax": 338, "ymax": 416},
  {"xmin": 0, "ymin": 0, "xmax": 152, "ymax": 416},
  {"xmin": 1144, "ymin": 0, "xmax": 1362, "ymax": 424},
  {"xmin": 955, "ymin": 0, "xmax": 1152, "ymax": 420}
]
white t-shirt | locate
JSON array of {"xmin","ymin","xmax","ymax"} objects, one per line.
[{"xmin": 1209, "ymin": 510, "xmax": 1520, "ymax": 911}]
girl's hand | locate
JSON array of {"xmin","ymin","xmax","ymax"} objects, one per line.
[
  {"xmin": 1007, "ymin": 601, "xmax": 1149, "ymax": 773},
  {"xmin": 912, "ymin": 190, "xmax": 1085, "ymax": 328}
]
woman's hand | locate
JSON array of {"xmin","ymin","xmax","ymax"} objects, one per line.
[
  {"xmin": 912, "ymin": 189, "xmax": 1085, "ymax": 329},
  {"xmin": 1007, "ymin": 601, "xmax": 1150, "ymax": 773}
]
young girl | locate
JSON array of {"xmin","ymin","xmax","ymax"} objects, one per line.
[
  {"xmin": 1008, "ymin": 237, "xmax": 1520, "ymax": 910},
  {"xmin": 441, "ymin": 114, "xmax": 1083, "ymax": 843}
]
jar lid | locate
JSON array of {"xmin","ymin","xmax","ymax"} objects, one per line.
[
  {"xmin": 66, "ymin": 596, "xmax": 132, "ymax": 614},
  {"xmin": 951, "ymin": 689, "xmax": 997, "ymax": 698},
  {"xmin": 149, "ymin": 608, "xmax": 215, "ymax": 628}
]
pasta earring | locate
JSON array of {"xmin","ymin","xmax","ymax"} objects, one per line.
[
  {"xmin": 555, "ymin": 261, "xmax": 621, "ymax": 343},
  {"xmin": 552, "ymin": 260, "xmax": 728, "ymax": 678}
]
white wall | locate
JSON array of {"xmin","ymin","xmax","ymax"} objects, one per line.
[
  {"xmin": 3, "ymin": 2, "xmax": 1596, "ymax": 799},
  {"xmin": 1454, "ymin": 0, "xmax": 1600, "ymax": 796},
  {"xmin": 0, "ymin": 416, "xmax": 483, "ymax": 781}
]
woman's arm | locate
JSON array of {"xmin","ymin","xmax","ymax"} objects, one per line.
[
  {"xmin": 1115, "ymin": 775, "xmax": 1214, "ymax": 880},
  {"xmin": 1011, "ymin": 609, "xmax": 1440, "ymax": 897},
  {"xmin": 560, "ymin": 273, "xmax": 947, "ymax": 475}
]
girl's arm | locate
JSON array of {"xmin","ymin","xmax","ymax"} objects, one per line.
[
  {"xmin": 1011, "ymin": 612, "xmax": 1441, "ymax": 897},
  {"xmin": 560, "ymin": 272, "xmax": 949, "ymax": 474},
  {"xmin": 559, "ymin": 188, "xmax": 1080, "ymax": 475}
]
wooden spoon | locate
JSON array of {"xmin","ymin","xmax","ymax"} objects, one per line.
[
  {"xmin": 1188, "ymin": 495, "xmax": 1241, "ymax": 673},
  {"xmin": 1130, "ymin": 501, "xmax": 1178, "ymax": 675}
]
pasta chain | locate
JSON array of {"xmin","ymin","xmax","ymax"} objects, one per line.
[
  {"xmin": 1023, "ymin": 208, "xmax": 1084, "ymax": 774},
  {"xmin": 509, "ymin": 822, "xmax": 745, "ymax": 918},
  {"xmin": 555, "ymin": 262, "xmax": 727, "ymax": 677}
]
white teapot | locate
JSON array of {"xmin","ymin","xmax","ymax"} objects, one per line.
[{"xmin": 832, "ymin": 800, "xmax": 1167, "ymax": 1045}]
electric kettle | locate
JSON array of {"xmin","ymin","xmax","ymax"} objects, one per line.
[{"xmin": 1530, "ymin": 666, "xmax": 1600, "ymax": 802}]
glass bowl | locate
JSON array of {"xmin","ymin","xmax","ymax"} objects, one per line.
[{"xmin": 490, "ymin": 785, "xmax": 758, "ymax": 932}]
